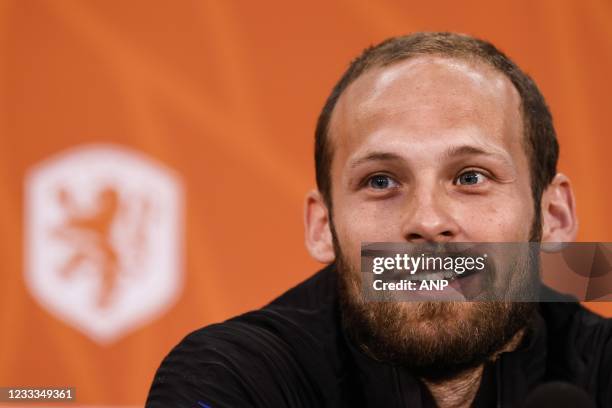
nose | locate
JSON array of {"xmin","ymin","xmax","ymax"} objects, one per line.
[{"xmin": 401, "ymin": 187, "xmax": 460, "ymax": 243}]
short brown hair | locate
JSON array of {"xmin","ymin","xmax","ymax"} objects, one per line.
[{"xmin": 314, "ymin": 32, "xmax": 558, "ymax": 215}]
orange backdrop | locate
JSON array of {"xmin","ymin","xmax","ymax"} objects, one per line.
[{"xmin": 1, "ymin": 1, "xmax": 611, "ymax": 406}]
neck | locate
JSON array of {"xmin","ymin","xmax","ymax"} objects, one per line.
[
  {"xmin": 423, "ymin": 365, "xmax": 483, "ymax": 408},
  {"xmin": 422, "ymin": 328, "xmax": 526, "ymax": 408}
]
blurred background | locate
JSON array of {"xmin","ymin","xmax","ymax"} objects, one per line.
[{"xmin": 1, "ymin": 0, "xmax": 611, "ymax": 406}]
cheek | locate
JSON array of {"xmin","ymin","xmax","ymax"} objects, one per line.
[
  {"xmin": 456, "ymin": 193, "xmax": 534, "ymax": 240},
  {"xmin": 332, "ymin": 201, "xmax": 401, "ymax": 262}
]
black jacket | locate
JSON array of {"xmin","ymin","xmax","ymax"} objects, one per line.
[{"xmin": 146, "ymin": 264, "xmax": 612, "ymax": 407}]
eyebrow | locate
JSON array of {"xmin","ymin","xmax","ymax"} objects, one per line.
[
  {"xmin": 348, "ymin": 145, "xmax": 513, "ymax": 169},
  {"xmin": 442, "ymin": 144, "xmax": 513, "ymax": 165},
  {"xmin": 349, "ymin": 152, "xmax": 405, "ymax": 169}
]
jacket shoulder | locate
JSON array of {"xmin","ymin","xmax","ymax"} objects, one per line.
[{"xmin": 146, "ymin": 266, "xmax": 341, "ymax": 408}]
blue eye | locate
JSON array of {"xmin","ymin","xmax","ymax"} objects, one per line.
[
  {"xmin": 456, "ymin": 171, "xmax": 486, "ymax": 186},
  {"xmin": 368, "ymin": 175, "xmax": 397, "ymax": 189}
]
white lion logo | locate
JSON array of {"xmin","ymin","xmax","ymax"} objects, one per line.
[{"xmin": 24, "ymin": 144, "xmax": 184, "ymax": 344}]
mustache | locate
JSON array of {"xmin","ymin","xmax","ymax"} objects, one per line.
[{"xmin": 361, "ymin": 241, "xmax": 482, "ymax": 257}]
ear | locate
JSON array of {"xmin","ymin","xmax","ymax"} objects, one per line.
[
  {"xmin": 304, "ymin": 189, "xmax": 335, "ymax": 263},
  {"xmin": 540, "ymin": 173, "xmax": 579, "ymax": 243}
]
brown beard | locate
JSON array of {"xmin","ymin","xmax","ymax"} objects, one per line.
[{"xmin": 333, "ymin": 226, "xmax": 539, "ymax": 381}]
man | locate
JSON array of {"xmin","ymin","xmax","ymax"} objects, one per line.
[{"xmin": 146, "ymin": 32, "xmax": 611, "ymax": 407}]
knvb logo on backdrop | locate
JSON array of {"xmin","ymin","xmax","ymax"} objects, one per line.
[{"xmin": 24, "ymin": 144, "xmax": 184, "ymax": 344}]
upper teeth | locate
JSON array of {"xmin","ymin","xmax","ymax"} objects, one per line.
[{"xmin": 404, "ymin": 270, "xmax": 457, "ymax": 281}]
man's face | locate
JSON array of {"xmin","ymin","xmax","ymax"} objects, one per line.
[
  {"xmin": 327, "ymin": 56, "xmax": 537, "ymax": 377},
  {"xmin": 329, "ymin": 55, "xmax": 534, "ymax": 250}
]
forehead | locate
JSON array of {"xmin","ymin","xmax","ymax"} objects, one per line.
[{"xmin": 328, "ymin": 55, "xmax": 523, "ymax": 155}]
